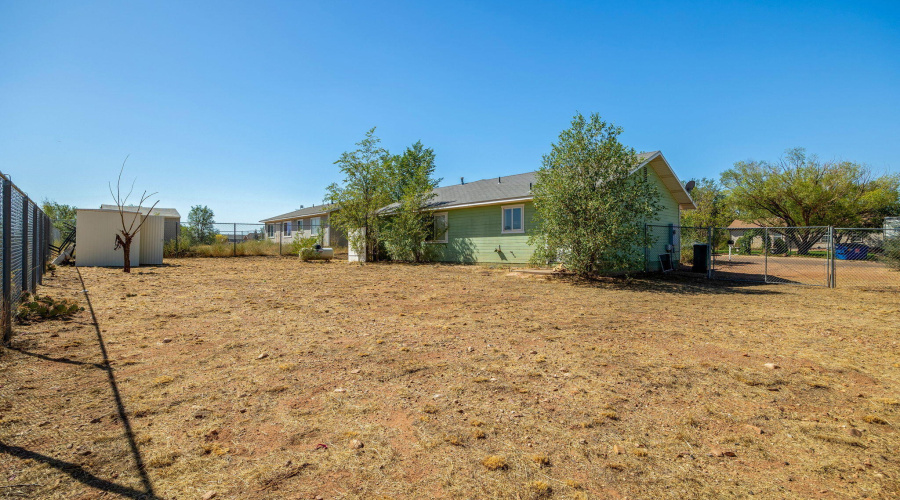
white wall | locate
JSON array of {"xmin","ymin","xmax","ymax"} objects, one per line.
[
  {"xmin": 139, "ymin": 215, "xmax": 165, "ymax": 265},
  {"xmin": 77, "ymin": 209, "xmax": 141, "ymax": 267}
]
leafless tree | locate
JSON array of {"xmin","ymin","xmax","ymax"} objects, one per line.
[{"xmin": 109, "ymin": 157, "xmax": 159, "ymax": 273}]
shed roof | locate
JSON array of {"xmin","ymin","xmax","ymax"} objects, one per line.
[
  {"xmin": 259, "ymin": 204, "xmax": 335, "ymax": 223},
  {"xmin": 99, "ymin": 204, "xmax": 180, "ymax": 218}
]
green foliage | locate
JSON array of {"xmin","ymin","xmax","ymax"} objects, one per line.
[
  {"xmin": 771, "ymin": 238, "xmax": 788, "ymax": 254},
  {"xmin": 680, "ymin": 178, "xmax": 737, "ymax": 232},
  {"xmin": 41, "ymin": 199, "xmax": 77, "ymax": 230},
  {"xmin": 16, "ymin": 293, "xmax": 82, "ymax": 323},
  {"xmin": 721, "ymin": 148, "xmax": 900, "ymax": 254},
  {"xmin": 883, "ymin": 237, "xmax": 900, "ymax": 270},
  {"xmin": 188, "ymin": 205, "xmax": 217, "ymax": 244},
  {"xmin": 529, "ymin": 113, "xmax": 661, "ymax": 277},
  {"xmin": 289, "ymin": 234, "xmax": 319, "ymax": 255},
  {"xmin": 326, "ymin": 128, "xmax": 392, "ymax": 261},
  {"xmin": 736, "ymin": 233, "xmax": 753, "ymax": 254},
  {"xmin": 380, "ymin": 141, "xmax": 442, "ymax": 262}
]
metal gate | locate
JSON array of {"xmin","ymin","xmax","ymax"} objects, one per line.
[{"xmin": 711, "ymin": 227, "xmax": 831, "ymax": 286}]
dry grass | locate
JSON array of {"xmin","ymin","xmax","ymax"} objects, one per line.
[{"xmin": 1, "ymin": 258, "xmax": 899, "ymax": 499}]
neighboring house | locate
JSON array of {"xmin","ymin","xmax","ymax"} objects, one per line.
[
  {"xmin": 259, "ymin": 204, "xmax": 348, "ymax": 248},
  {"xmin": 99, "ymin": 204, "xmax": 181, "ymax": 243},
  {"xmin": 727, "ymin": 220, "xmax": 786, "ymax": 249},
  {"xmin": 414, "ymin": 151, "xmax": 695, "ymax": 267}
]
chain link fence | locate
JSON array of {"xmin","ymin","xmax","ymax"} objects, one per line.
[
  {"xmin": 647, "ymin": 224, "xmax": 900, "ymax": 288},
  {"xmin": 1, "ymin": 174, "xmax": 53, "ymax": 344},
  {"xmin": 167, "ymin": 221, "xmax": 336, "ymax": 257}
]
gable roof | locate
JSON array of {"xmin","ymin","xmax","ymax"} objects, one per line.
[
  {"xmin": 402, "ymin": 151, "xmax": 695, "ymax": 211},
  {"xmin": 259, "ymin": 204, "xmax": 335, "ymax": 223},
  {"xmin": 99, "ymin": 204, "xmax": 180, "ymax": 218}
]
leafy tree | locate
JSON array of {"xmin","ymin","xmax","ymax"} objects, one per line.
[
  {"xmin": 326, "ymin": 128, "xmax": 392, "ymax": 262},
  {"xmin": 680, "ymin": 178, "xmax": 736, "ymax": 228},
  {"xmin": 530, "ymin": 113, "xmax": 661, "ymax": 277},
  {"xmin": 41, "ymin": 199, "xmax": 77, "ymax": 231},
  {"xmin": 721, "ymin": 148, "xmax": 900, "ymax": 253},
  {"xmin": 188, "ymin": 205, "xmax": 217, "ymax": 244},
  {"xmin": 381, "ymin": 141, "xmax": 442, "ymax": 262}
]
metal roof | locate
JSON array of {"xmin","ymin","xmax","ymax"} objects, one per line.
[
  {"xmin": 99, "ymin": 204, "xmax": 180, "ymax": 218},
  {"xmin": 259, "ymin": 204, "xmax": 335, "ymax": 223}
]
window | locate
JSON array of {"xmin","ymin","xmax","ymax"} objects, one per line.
[
  {"xmin": 310, "ymin": 217, "xmax": 320, "ymax": 233},
  {"xmin": 428, "ymin": 212, "xmax": 448, "ymax": 243},
  {"xmin": 266, "ymin": 224, "xmax": 274, "ymax": 237},
  {"xmin": 283, "ymin": 221, "xmax": 291, "ymax": 236},
  {"xmin": 296, "ymin": 219, "xmax": 305, "ymax": 233},
  {"xmin": 501, "ymin": 205, "xmax": 524, "ymax": 234}
]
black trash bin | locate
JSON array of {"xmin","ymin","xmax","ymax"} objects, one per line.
[{"xmin": 692, "ymin": 243, "xmax": 709, "ymax": 273}]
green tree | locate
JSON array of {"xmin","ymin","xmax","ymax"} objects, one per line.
[
  {"xmin": 381, "ymin": 141, "xmax": 442, "ymax": 262},
  {"xmin": 41, "ymin": 199, "xmax": 77, "ymax": 231},
  {"xmin": 721, "ymin": 148, "xmax": 900, "ymax": 253},
  {"xmin": 680, "ymin": 178, "xmax": 736, "ymax": 228},
  {"xmin": 326, "ymin": 128, "xmax": 392, "ymax": 261},
  {"xmin": 530, "ymin": 112, "xmax": 661, "ymax": 277},
  {"xmin": 188, "ymin": 205, "xmax": 217, "ymax": 244}
]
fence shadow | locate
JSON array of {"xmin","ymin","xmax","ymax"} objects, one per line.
[
  {"xmin": 559, "ymin": 271, "xmax": 783, "ymax": 296},
  {"xmin": 0, "ymin": 269, "xmax": 158, "ymax": 499}
]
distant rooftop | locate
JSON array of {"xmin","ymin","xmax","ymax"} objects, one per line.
[
  {"xmin": 260, "ymin": 204, "xmax": 335, "ymax": 223},
  {"xmin": 99, "ymin": 204, "xmax": 180, "ymax": 218}
]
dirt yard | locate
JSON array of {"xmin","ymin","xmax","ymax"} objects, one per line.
[{"xmin": 1, "ymin": 258, "xmax": 898, "ymax": 499}]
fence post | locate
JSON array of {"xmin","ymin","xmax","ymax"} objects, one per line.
[
  {"xmin": 828, "ymin": 226, "xmax": 836, "ymax": 288},
  {"xmin": 763, "ymin": 227, "xmax": 769, "ymax": 284},
  {"xmin": 706, "ymin": 227, "xmax": 713, "ymax": 279},
  {"xmin": 233, "ymin": 223, "xmax": 237, "ymax": 257},
  {"xmin": 2, "ymin": 178, "xmax": 11, "ymax": 344}
]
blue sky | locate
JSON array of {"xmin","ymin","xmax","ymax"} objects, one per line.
[{"xmin": 2, "ymin": 0, "xmax": 898, "ymax": 223}]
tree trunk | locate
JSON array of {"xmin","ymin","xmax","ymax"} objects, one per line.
[{"xmin": 122, "ymin": 236, "xmax": 132, "ymax": 273}]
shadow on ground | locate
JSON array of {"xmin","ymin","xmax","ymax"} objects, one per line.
[{"xmin": 0, "ymin": 268, "xmax": 158, "ymax": 499}]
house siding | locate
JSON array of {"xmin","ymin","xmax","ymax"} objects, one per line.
[
  {"xmin": 645, "ymin": 165, "xmax": 682, "ymax": 271},
  {"xmin": 433, "ymin": 166, "xmax": 682, "ymax": 268},
  {"xmin": 434, "ymin": 202, "xmax": 537, "ymax": 264}
]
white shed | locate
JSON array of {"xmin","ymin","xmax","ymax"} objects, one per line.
[{"xmin": 76, "ymin": 209, "xmax": 164, "ymax": 267}]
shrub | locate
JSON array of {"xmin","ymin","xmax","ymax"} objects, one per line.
[
  {"xmin": 736, "ymin": 233, "xmax": 752, "ymax": 254},
  {"xmin": 771, "ymin": 238, "xmax": 788, "ymax": 254},
  {"xmin": 884, "ymin": 237, "xmax": 900, "ymax": 270},
  {"xmin": 289, "ymin": 235, "xmax": 319, "ymax": 255},
  {"xmin": 15, "ymin": 294, "xmax": 82, "ymax": 323},
  {"xmin": 214, "ymin": 234, "xmax": 229, "ymax": 244}
]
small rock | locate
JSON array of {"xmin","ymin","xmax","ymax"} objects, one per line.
[
  {"xmin": 257, "ymin": 353, "xmax": 268, "ymax": 360},
  {"xmin": 432, "ymin": 394, "xmax": 444, "ymax": 399},
  {"xmin": 723, "ymin": 451, "xmax": 737, "ymax": 457},
  {"xmin": 162, "ymin": 338, "xmax": 172, "ymax": 343},
  {"xmin": 315, "ymin": 496, "xmax": 324, "ymax": 500},
  {"xmin": 744, "ymin": 424, "xmax": 763, "ymax": 434},
  {"xmin": 763, "ymin": 363, "xmax": 780, "ymax": 370},
  {"xmin": 90, "ymin": 417, "xmax": 102, "ymax": 424},
  {"xmin": 202, "ymin": 491, "xmax": 217, "ymax": 500},
  {"xmin": 467, "ymin": 346, "xmax": 474, "ymax": 352},
  {"xmin": 709, "ymin": 448, "xmax": 724, "ymax": 457},
  {"xmin": 350, "ymin": 369, "xmax": 361, "ymax": 374},
  {"xmin": 612, "ymin": 445, "xmax": 623, "ymax": 455},
  {"xmin": 334, "ymin": 388, "xmax": 346, "ymax": 393},
  {"xmin": 530, "ymin": 350, "xmax": 538, "ymax": 355},
  {"xmin": 349, "ymin": 439, "xmax": 364, "ymax": 449},
  {"xmin": 847, "ymin": 428, "xmax": 863, "ymax": 437}
]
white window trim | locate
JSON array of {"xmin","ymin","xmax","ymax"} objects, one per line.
[
  {"xmin": 427, "ymin": 212, "xmax": 448, "ymax": 243},
  {"xmin": 501, "ymin": 204, "xmax": 525, "ymax": 234}
]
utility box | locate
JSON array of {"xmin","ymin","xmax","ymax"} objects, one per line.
[
  {"xmin": 692, "ymin": 243, "xmax": 709, "ymax": 273},
  {"xmin": 76, "ymin": 209, "xmax": 164, "ymax": 267}
]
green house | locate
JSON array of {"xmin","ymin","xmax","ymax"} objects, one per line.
[{"xmin": 424, "ymin": 151, "xmax": 696, "ymax": 268}]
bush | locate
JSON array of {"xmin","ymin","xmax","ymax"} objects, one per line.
[
  {"xmin": 771, "ymin": 238, "xmax": 788, "ymax": 254},
  {"xmin": 884, "ymin": 237, "xmax": 900, "ymax": 270},
  {"xmin": 289, "ymin": 235, "xmax": 319, "ymax": 255},
  {"xmin": 214, "ymin": 234, "xmax": 229, "ymax": 244},
  {"xmin": 16, "ymin": 294, "xmax": 82, "ymax": 323},
  {"xmin": 736, "ymin": 234, "xmax": 753, "ymax": 254}
]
